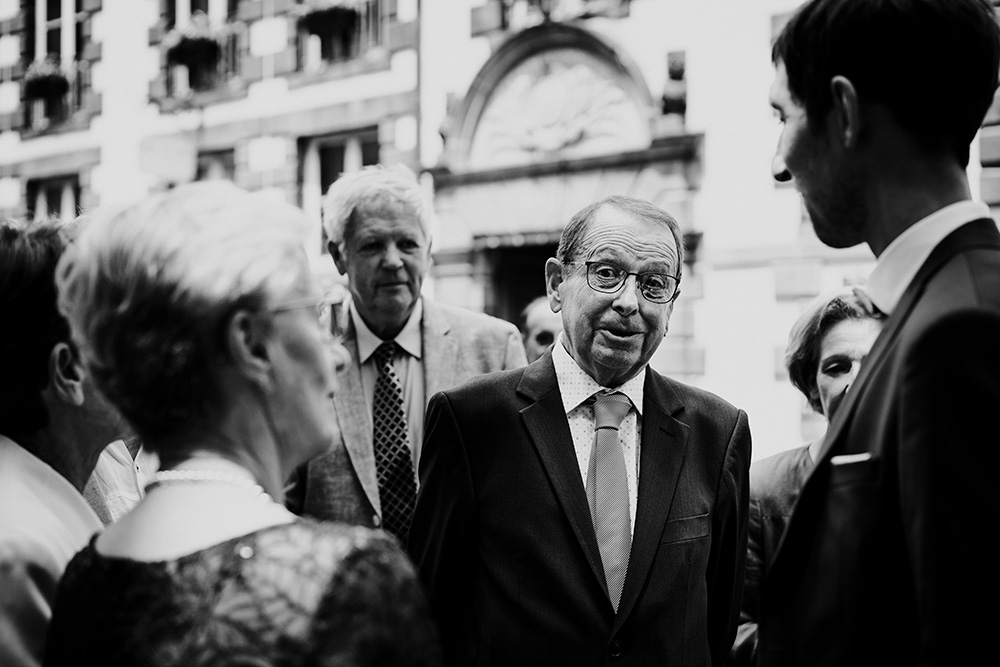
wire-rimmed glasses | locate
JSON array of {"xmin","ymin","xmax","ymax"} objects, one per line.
[{"xmin": 579, "ymin": 261, "xmax": 681, "ymax": 304}]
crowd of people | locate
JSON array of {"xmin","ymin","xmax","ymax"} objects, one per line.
[{"xmin": 2, "ymin": 0, "xmax": 999, "ymax": 665}]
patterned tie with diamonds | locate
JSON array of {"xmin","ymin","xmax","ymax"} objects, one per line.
[
  {"xmin": 372, "ymin": 341, "xmax": 417, "ymax": 544},
  {"xmin": 587, "ymin": 391, "xmax": 633, "ymax": 612}
]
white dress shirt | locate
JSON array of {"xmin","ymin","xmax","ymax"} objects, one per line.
[
  {"xmin": 84, "ymin": 439, "xmax": 159, "ymax": 526},
  {"xmin": 867, "ymin": 200, "xmax": 991, "ymax": 315},
  {"xmin": 0, "ymin": 434, "xmax": 102, "ymax": 667},
  {"xmin": 551, "ymin": 334, "xmax": 645, "ymax": 530},
  {"xmin": 349, "ymin": 298, "xmax": 426, "ymax": 469}
]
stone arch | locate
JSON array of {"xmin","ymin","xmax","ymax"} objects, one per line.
[{"xmin": 444, "ymin": 23, "xmax": 656, "ymax": 172}]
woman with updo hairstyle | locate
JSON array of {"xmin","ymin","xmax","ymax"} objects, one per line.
[
  {"xmin": 44, "ymin": 181, "xmax": 441, "ymax": 667},
  {"xmin": 728, "ymin": 286, "xmax": 884, "ymax": 666}
]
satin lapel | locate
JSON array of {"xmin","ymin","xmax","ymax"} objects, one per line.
[
  {"xmin": 334, "ymin": 317, "xmax": 381, "ymax": 515},
  {"xmin": 518, "ymin": 354, "xmax": 607, "ymax": 596},
  {"xmin": 421, "ymin": 300, "xmax": 459, "ymax": 398},
  {"xmin": 768, "ymin": 219, "xmax": 1000, "ymax": 595},
  {"xmin": 614, "ymin": 372, "xmax": 689, "ymax": 631}
]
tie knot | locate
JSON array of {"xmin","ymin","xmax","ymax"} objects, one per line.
[
  {"xmin": 593, "ymin": 392, "xmax": 631, "ymax": 430},
  {"xmin": 374, "ymin": 341, "xmax": 397, "ymax": 366}
]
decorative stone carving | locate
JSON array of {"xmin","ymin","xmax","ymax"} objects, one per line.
[{"xmin": 468, "ymin": 47, "xmax": 649, "ymax": 169}]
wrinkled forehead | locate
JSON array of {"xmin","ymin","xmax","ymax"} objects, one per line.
[
  {"xmin": 345, "ymin": 199, "xmax": 425, "ymax": 239},
  {"xmin": 578, "ymin": 206, "xmax": 679, "ymax": 268}
]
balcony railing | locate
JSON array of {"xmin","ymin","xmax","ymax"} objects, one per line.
[
  {"xmin": 163, "ymin": 15, "xmax": 243, "ymax": 97},
  {"xmin": 295, "ymin": 0, "xmax": 384, "ymax": 71},
  {"xmin": 23, "ymin": 59, "xmax": 89, "ymax": 132}
]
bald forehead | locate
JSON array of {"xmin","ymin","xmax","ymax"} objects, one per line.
[{"xmin": 577, "ymin": 205, "xmax": 679, "ymax": 269}]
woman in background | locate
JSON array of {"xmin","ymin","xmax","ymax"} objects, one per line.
[
  {"xmin": 45, "ymin": 181, "xmax": 440, "ymax": 667},
  {"xmin": 728, "ymin": 286, "xmax": 883, "ymax": 666}
]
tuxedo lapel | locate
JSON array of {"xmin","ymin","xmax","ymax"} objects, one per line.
[
  {"xmin": 334, "ymin": 317, "xmax": 381, "ymax": 515},
  {"xmin": 614, "ymin": 371, "xmax": 689, "ymax": 630},
  {"xmin": 421, "ymin": 300, "xmax": 459, "ymax": 398},
  {"xmin": 517, "ymin": 354, "xmax": 608, "ymax": 596}
]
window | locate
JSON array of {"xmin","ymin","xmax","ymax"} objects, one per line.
[
  {"xmin": 26, "ymin": 175, "xmax": 79, "ymax": 221},
  {"xmin": 196, "ymin": 150, "xmax": 235, "ymax": 181},
  {"xmin": 23, "ymin": 0, "xmax": 87, "ymax": 130},
  {"xmin": 299, "ymin": 130, "xmax": 380, "ymax": 249},
  {"xmin": 295, "ymin": 0, "xmax": 384, "ymax": 72},
  {"xmin": 162, "ymin": 0, "xmax": 241, "ymax": 96}
]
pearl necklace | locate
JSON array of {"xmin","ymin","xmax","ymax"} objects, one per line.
[{"xmin": 149, "ymin": 469, "xmax": 275, "ymax": 504}]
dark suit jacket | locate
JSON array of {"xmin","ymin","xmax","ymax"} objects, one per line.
[
  {"xmin": 286, "ymin": 299, "xmax": 526, "ymax": 527},
  {"xmin": 409, "ymin": 352, "xmax": 751, "ymax": 666},
  {"xmin": 759, "ymin": 219, "xmax": 1000, "ymax": 666},
  {"xmin": 727, "ymin": 444, "xmax": 813, "ymax": 667}
]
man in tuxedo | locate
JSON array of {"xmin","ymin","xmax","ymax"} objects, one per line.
[
  {"xmin": 761, "ymin": 1, "xmax": 1000, "ymax": 665},
  {"xmin": 410, "ymin": 195, "xmax": 751, "ymax": 666},
  {"xmin": 286, "ymin": 165, "xmax": 526, "ymax": 543}
]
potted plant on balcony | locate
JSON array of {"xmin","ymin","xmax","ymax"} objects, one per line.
[
  {"xmin": 23, "ymin": 56, "xmax": 69, "ymax": 100},
  {"xmin": 162, "ymin": 11, "xmax": 222, "ymax": 71}
]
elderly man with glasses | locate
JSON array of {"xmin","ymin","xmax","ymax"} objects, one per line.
[{"xmin": 409, "ymin": 194, "xmax": 752, "ymax": 667}]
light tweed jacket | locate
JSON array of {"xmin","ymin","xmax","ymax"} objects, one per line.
[{"xmin": 285, "ymin": 298, "xmax": 527, "ymax": 527}]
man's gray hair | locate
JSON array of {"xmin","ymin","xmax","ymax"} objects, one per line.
[{"xmin": 322, "ymin": 164, "xmax": 433, "ymax": 246}]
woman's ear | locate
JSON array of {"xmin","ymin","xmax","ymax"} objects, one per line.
[
  {"xmin": 49, "ymin": 342, "xmax": 85, "ymax": 406},
  {"xmin": 226, "ymin": 309, "xmax": 273, "ymax": 390}
]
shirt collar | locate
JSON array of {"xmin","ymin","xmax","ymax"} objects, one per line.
[
  {"xmin": 551, "ymin": 333, "xmax": 645, "ymax": 415},
  {"xmin": 350, "ymin": 297, "xmax": 424, "ymax": 364},
  {"xmin": 867, "ymin": 200, "xmax": 989, "ymax": 315}
]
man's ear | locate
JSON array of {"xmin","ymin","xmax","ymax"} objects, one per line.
[
  {"xmin": 50, "ymin": 342, "xmax": 85, "ymax": 406},
  {"xmin": 226, "ymin": 309, "xmax": 273, "ymax": 391},
  {"xmin": 329, "ymin": 240, "xmax": 347, "ymax": 275},
  {"xmin": 830, "ymin": 75, "xmax": 860, "ymax": 148},
  {"xmin": 544, "ymin": 258, "xmax": 564, "ymax": 313}
]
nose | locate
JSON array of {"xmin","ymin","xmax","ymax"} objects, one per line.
[
  {"xmin": 381, "ymin": 243, "xmax": 404, "ymax": 270},
  {"xmin": 611, "ymin": 274, "xmax": 640, "ymax": 315},
  {"xmin": 328, "ymin": 342, "xmax": 351, "ymax": 377},
  {"xmin": 847, "ymin": 360, "xmax": 863, "ymax": 384},
  {"xmin": 772, "ymin": 152, "xmax": 792, "ymax": 183}
]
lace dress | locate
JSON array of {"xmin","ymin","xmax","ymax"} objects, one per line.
[{"xmin": 44, "ymin": 520, "xmax": 440, "ymax": 667}]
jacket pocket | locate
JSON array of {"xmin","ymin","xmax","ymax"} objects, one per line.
[{"xmin": 659, "ymin": 512, "xmax": 710, "ymax": 544}]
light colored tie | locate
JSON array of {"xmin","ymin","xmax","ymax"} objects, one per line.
[
  {"xmin": 587, "ymin": 391, "xmax": 633, "ymax": 612},
  {"xmin": 372, "ymin": 341, "xmax": 417, "ymax": 544}
]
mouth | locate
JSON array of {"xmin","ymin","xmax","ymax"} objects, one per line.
[{"xmin": 600, "ymin": 327, "xmax": 643, "ymax": 342}]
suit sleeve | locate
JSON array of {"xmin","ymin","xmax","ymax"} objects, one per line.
[
  {"xmin": 726, "ymin": 484, "xmax": 761, "ymax": 666},
  {"xmin": 707, "ymin": 409, "xmax": 751, "ymax": 667},
  {"xmin": 408, "ymin": 391, "xmax": 477, "ymax": 667},
  {"xmin": 900, "ymin": 309, "xmax": 1000, "ymax": 663}
]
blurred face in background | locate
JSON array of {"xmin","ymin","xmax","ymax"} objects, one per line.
[
  {"xmin": 523, "ymin": 300, "xmax": 563, "ymax": 363},
  {"xmin": 814, "ymin": 317, "xmax": 881, "ymax": 419}
]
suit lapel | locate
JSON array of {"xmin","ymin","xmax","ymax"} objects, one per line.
[
  {"xmin": 768, "ymin": 218, "xmax": 1000, "ymax": 597},
  {"xmin": 334, "ymin": 316, "xmax": 381, "ymax": 515},
  {"xmin": 421, "ymin": 300, "xmax": 458, "ymax": 398},
  {"xmin": 518, "ymin": 354, "xmax": 608, "ymax": 596},
  {"xmin": 614, "ymin": 371, "xmax": 689, "ymax": 630}
]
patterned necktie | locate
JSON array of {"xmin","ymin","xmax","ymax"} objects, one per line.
[
  {"xmin": 587, "ymin": 391, "xmax": 633, "ymax": 612},
  {"xmin": 372, "ymin": 341, "xmax": 416, "ymax": 544}
]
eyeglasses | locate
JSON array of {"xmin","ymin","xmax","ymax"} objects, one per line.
[
  {"xmin": 577, "ymin": 261, "xmax": 681, "ymax": 304},
  {"xmin": 270, "ymin": 291, "xmax": 342, "ymax": 331}
]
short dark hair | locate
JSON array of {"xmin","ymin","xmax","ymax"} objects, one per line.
[
  {"xmin": 556, "ymin": 195, "xmax": 685, "ymax": 273},
  {"xmin": 785, "ymin": 287, "xmax": 882, "ymax": 415},
  {"xmin": 0, "ymin": 218, "xmax": 75, "ymax": 436},
  {"xmin": 772, "ymin": 0, "xmax": 1000, "ymax": 167}
]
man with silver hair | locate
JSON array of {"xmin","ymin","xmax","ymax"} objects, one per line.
[{"xmin": 286, "ymin": 164, "xmax": 526, "ymax": 543}]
